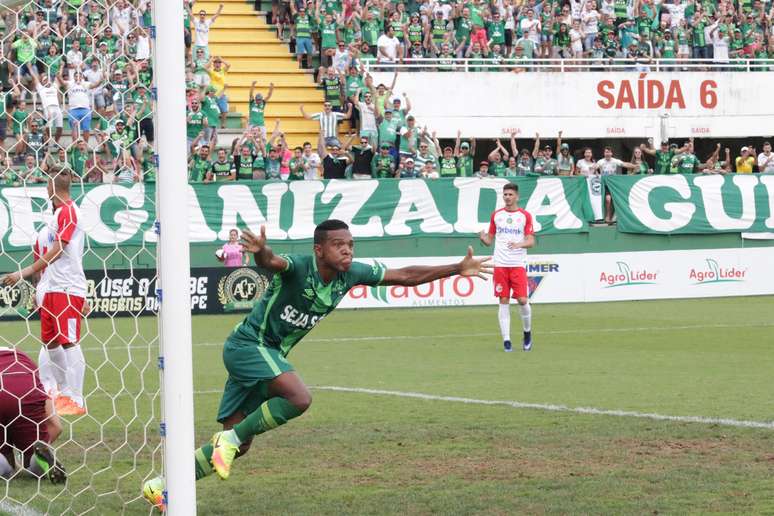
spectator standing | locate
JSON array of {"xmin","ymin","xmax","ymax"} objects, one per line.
[
  {"xmin": 758, "ymin": 142, "xmax": 774, "ymax": 173},
  {"xmin": 397, "ymin": 116, "xmax": 419, "ymax": 159},
  {"xmin": 347, "ymin": 134, "xmax": 375, "ymax": 179},
  {"xmin": 576, "ymin": 147, "xmax": 598, "ymax": 176},
  {"xmin": 188, "ymin": 142, "xmax": 213, "ymax": 183},
  {"xmin": 288, "ymin": 147, "xmax": 306, "ymax": 180},
  {"xmin": 300, "ymin": 102, "xmax": 351, "ymax": 146},
  {"xmin": 30, "ymin": 69, "xmax": 63, "ymax": 143},
  {"xmin": 556, "ymin": 133, "xmax": 575, "ymax": 175},
  {"xmin": 354, "ymin": 86, "xmax": 378, "ymax": 146},
  {"xmin": 248, "ymin": 82, "xmax": 274, "ymax": 138},
  {"xmin": 186, "ymin": 98, "xmax": 209, "ymax": 150},
  {"xmin": 377, "ymin": 25, "xmax": 402, "ymax": 62},
  {"xmin": 456, "ymin": 131, "xmax": 476, "ymax": 177},
  {"xmin": 218, "ymin": 229, "xmax": 249, "ymax": 267},
  {"xmin": 672, "ymin": 139, "xmax": 700, "ymax": 173},
  {"xmin": 487, "ymin": 140, "xmax": 510, "ymax": 177},
  {"xmin": 318, "ymin": 67, "xmax": 345, "ymax": 112},
  {"xmin": 292, "ymin": 4, "xmax": 314, "ymax": 68},
  {"xmin": 301, "ymin": 141, "xmax": 323, "ymax": 179},
  {"xmin": 192, "ymin": 4, "xmax": 224, "ymax": 60},
  {"xmin": 510, "ymin": 135, "xmax": 533, "ymax": 176},
  {"xmin": 596, "ymin": 147, "xmax": 638, "ymax": 223},
  {"xmin": 60, "ymin": 70, "xmax": 102, "ymax": 145},
  {"xmin": 319, "ymin": 133, "xmax": 352, "ymax": 179},
  {"xmin": 210, "ymin": 148, "xmax": 236, "ymax": 182},
  {"xmin": 400, "ymin": 157, "xmax": 421, "ymax": 178},
  {"xmin": 206, "ymin": 56, "xmax": 231, "ymax": 129},
  {"xmin": 735, "ymin": 146, "xmax": 756, "ymax": 173},
  {"xmin": 372, "ymin": 143, "xmax": 397, "ymax": 178}
]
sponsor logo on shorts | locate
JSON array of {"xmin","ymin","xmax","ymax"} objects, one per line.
[
  {"xmin": 218, "ymin": 267, "xmax": 269, "ymax": 311},
  {"xmin": 689, "ymin": 259, "xmax": 746, "ymax": 285},
  {"xmin": 599, "ymin": 262, "xmax": 658, "ymax": 288}
]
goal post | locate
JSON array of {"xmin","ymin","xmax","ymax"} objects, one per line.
[{"xmin": 154, "ymin": 0, "xmax": 198, "ymax": 513}]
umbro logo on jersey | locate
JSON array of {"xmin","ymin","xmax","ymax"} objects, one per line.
[{"xmin": 302, "ymin": 288, "xmax": 315, "ymax": 300}]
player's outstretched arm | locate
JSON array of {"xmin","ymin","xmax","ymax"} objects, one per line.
[
  {"xmin": 240, "ymin": 226, "xmax": 289, "ymax": 272},
  {"xmin": 1, "ymin": 241, "xmax": 65, "ymax": 286},
  {"xmin": 381, "ymin": 246, "xmax": 492, "ymax": 286}
]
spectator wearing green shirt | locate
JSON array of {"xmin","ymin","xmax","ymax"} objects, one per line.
[
  {"xmin": 316, "ymin": 10, "xmax": 341, "ymax": 68},
  {"xmin": 188, "ymin": 142, "xmax": 213, "ymax": 183},
  {"xmin": 11, "ymin": 29, "xmax": 38, "ymax": 83},
  {"xmin": 372, "ymin": 143, "xmax": 397, "ymax": 178},
  {"xmin": 377, "ymin": 109, "xmax": 400, "ymax": 153},
  {"xmin": 640, "ymin": 139, "xmax": 688, "ymax": 174},
  {"xmin": 186, "ymin": 98, "xmax": 210, "ymax": 150},
  {"xmin": 672, "ymin": 140, "xmax": 701, "ymax": 174},
  {"xmin": 291, "ymin": 4, "xmax": 314, "ymax": 67},
  {"xmin": 68, "ymin": 139, "xmax": 90, "ymax": 180},
  {"xmin": 455, "ymin": 131, "xmax": 476, "ymax": 177},
  {"xmin": 209, "ymin": 148, "xmax": 236, "ymax": 182},
  {"xmin": 487, "ymin": 139, "xmax": 510, "ymax": 177},
  {"xmin": 248, "ymin": 81, "xmax": 274, "ymax": 139}
]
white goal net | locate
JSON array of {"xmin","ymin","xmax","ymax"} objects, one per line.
[{"xmin": 0, "ymin": 0, "xmax": 184, "ymax": 513}]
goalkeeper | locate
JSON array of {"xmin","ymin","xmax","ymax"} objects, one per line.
[{"xmin": 144, "ymin": 219, "xmax": 492, "ymax": 508}]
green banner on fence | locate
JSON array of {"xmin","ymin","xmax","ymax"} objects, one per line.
[
  {"xmin": 0, "ymin": 177, "xmax": 592, "ymax": 250},
  {"xmin": 604, "ymin": 174, "xmax": 774, "ymax": 234}
]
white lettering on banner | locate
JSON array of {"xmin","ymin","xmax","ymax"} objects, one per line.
[
  {"xmin": 217, "ymin": 183, "xmax": 288, "ymax": 240},
  {"xmin": 1, "ymin": 186, "xmax": 50, "ymax": 247},
  {"xmin": 759, "ymin": 176, "xmax": 774, "ymax": 229},
  {"xmin": 80, "ymin": 184, "xmax": 148, "ymax": 245},
  {"xmin": 453, "ymin": 177, "xmax": 507, "ymax": 233},
  {"xmin": 524, "ymin": 178, "xmax": 583, "ymax": 232},
  {"xmin": 693, "ymin": 175, "xmax": 758, "ymax": 230},
  {"xmin": 321, "ymin": 180, "xmax": 383, "ymax": 237},
  {"xmin": 628, "ymin": 175, "xmax": 695, "ymax": 231},
  {"xmin": 154, "ymin": 184, "xmax": 217, "ymax": 244},
  {"xmin": 385, "ymin": 179, "xmax": 453, "ymax": 236},
  {"xmin": 287, "ymin": 180, "xmax": 325, "ymax": 239}
]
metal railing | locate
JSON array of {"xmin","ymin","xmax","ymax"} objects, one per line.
[{"xmin": 364, "ymin": 57, "xmax": 774, "ymax": 73}]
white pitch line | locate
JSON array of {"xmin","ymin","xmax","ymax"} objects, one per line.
[
  {"xmin": 311, "ymin": 386, "xmax": 774, "ymax": 430},
  {"xmin": 78, "ymin": 321, "xmax": 774, "ymax": 352},
  {"xmin": 189, "ymin": 385, "xmax": 774, "ymax": 430},
  {"xmin": 0, "ymin": 500, "xmax": 45, "ymax": 516}
]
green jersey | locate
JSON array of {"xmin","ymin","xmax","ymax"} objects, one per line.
[
  {"xmin": 229, "ymin": 255, "xmax": 385, "ymax": 355},
  {"xmin": 654, "ymin": 150, "xmax": 673, "ymax": 174},
  {"xmin": 378, "ymin": 119, "xmax": 399, "ymax": 148},
  {"xmin": 614, "ymin": 0, "xmax": 628, "ymax": 19},
  {"xmin": 248, "ymin": 99, "xmax": 266, "ymax": 127},
  {"xmin": 372, "ymin": 154, "xmax": 395, "ymax": 178},
  {"xmin": 201, "ymin": 96, "xmax": 220, "ymax": 127},
  {"xmin": 211, "ymin": 159, "xmax": 235, "ymax": 179},
  {"xmin": 439, "ymin": 157, "xmax": 458, "ymax": 177},
  {"xmin": 454, "ymin": 17, "xmax": 472, "ymax": 44},
  {"xmin": 322, "ymin": 77, "xmax": 342, "ymax": 108},
  {"xmin": 289, "ymin": 158, "xmax": 305, "ymax": 180},
  {"xmin": 407, "ymin": 22, "xmax": 423, "ymax": 43},
  {"xmin": 187, "ymin": 110, "xmax": 206, "ymax": 139},
  {"xmin": 486, "ymin": 20, "xmax": 506, "ymax": 45},
  {"xmin": 361, "ymin": 19, "xmax": 381, "ymax": 45},
  {"xmin": 68, "ymin": 149, "xmax": 89, "ymax": 177},
  {"xmin": 490, "ymin": 161, "xmax": 507, "ymax": 177},
  {"xmin": 295, "ymin": 14, "xmax": 312, "ymax": 39},
  {"xmin": 236, "ymin": 155, "xmax": 256, "ymax": 180},
  {"xmin": 676, "ymin": 153, "xmax": 699, "ymax": 174},
  {"xmin": 457, "ymin": 154, "xmax": 473, "ymax": 177},
  {"xmin": 692, "ymin": 19, "xmax": 707, "ymax": 46},
  {"xmin": 189, "ymin": 155, "xmax": 211, "ymax": 182},
  {"xmin": 11, "ymin": 109, "xmax": 28, "ymax": 135},
  {"xmin": 142, "ymin": 156, "xmax": 157, "ymax": 183},
  {"xmin": 320, "ymin": 20, "xmax": 338, "ymax": 48},
  {"xmin": 2, "ymin": 169, "xmax": 19, "ymax": 186},
  {"xmin": 11, "ymin": 37, "xmax": 37, "ymax": 64},
  {"xmin": 430, "ymin": 19, "xmax": 447, "ymax": 45}
]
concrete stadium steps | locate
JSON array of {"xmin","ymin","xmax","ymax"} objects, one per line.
[
  {"xmin": 224, "ymin": 72, "xmax": 316, "ymax": 87},
  {"xmin": 208, "ymin": 1, "xmax": 327, "ymax": 147},
  {"xmin": 196, "ymin": 1, "xmax": 256, "ymax": 14}
]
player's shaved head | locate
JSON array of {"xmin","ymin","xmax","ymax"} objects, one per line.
[{"xmin": 314, "ymin": 219, "xmax": 349, "ymax": 244}]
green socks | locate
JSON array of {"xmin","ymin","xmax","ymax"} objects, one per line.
[
  {"xmin": 193, "ymin": 397, "xmax": 303, "ymax": 481},
  {"xmin": 232, "ymin": 397, "xmax": 303, "ymax": 443},
  {"xmin": 194, "ymin": 443, "xmax": 214, "ymax": 480}
]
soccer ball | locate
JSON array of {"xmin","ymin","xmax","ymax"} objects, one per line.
[{"xmin": 215, "ymin": 249, "xmax": 225, "ymax": 261}]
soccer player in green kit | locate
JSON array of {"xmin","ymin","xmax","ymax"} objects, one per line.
[{"xmin": 144, "ymin": 220, "xmax": 492, "ymax": 509}]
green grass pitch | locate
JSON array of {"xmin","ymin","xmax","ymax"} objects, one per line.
[{"xmin": 1, "ymin": 297, "xmax": 773, "ymax": 514}]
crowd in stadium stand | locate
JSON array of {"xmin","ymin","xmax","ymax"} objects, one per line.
[
  {"xmin": 273, "ymin": 0, "xmax": 774, "ymax": 68},
  {"xmin": 0, "ymin": 0, "xmax": 156, "ymax": 185}
]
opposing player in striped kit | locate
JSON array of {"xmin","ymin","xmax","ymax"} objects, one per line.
[{"xmin": 479, "ymin": 183, "xmax": 536, "ymax": 352}]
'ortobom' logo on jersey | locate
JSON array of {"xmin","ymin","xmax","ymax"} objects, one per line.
[
  {"xmin": 0, "ymin": 282, "xmax": 34, "ymax": 318},
  {"xmin": 218, "ymin": 268, "xmax": 269, "ymax": 312}
]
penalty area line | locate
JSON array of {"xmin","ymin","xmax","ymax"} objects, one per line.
[{"xmin": 309, "ymin": 386, "xmax": 774, "ymax": 430}]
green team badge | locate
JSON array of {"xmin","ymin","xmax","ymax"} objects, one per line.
[
  {"xmin": 218, "ymin": 268, "xmax": 269, "ymax": 312},
  {"xmin": 0, "ymin": 281, "xmax": 34, "ymax": 318}
]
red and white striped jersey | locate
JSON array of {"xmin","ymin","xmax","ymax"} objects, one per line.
[
  {"xmin": 487, "ymin": 207, "xmax": 534, "ymax": 267},
  {"xmin": 39, "ymin": 200, "xmax": 87, "ymax": 297}
]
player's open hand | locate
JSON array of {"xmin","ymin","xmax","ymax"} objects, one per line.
[
  {"xmin": 240, "ymin": 226, "xmax": 267, "ymax": 254},
  {"xmin": 1, "ymin": 271, "xmax": 22, "ymax": 286},
  {"xmin": 458, "ymin": 246, "xmax": 493, "ymax": 280}
]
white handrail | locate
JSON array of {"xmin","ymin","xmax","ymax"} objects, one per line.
[{"xmin": 363, "ymin": 57, "xmax": 774, "ymax": 72}]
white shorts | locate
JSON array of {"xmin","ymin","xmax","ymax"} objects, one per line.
[
  {"xmin": 44, "ymin": 106, "xmax": 64, "ymax": 128},
  {"xmin": 678, "ymin": 44, "xmax": 690, "ymax": 55}
]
